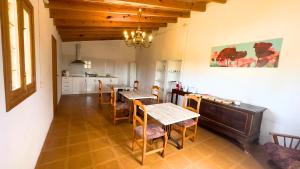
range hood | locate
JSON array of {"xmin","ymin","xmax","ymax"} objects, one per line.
[{"xmin": 71, "ymin": 44, "xmax": 85, "ymax": 64}]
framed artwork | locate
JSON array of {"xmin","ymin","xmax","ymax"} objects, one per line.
[{"xmin": 210, "ymin": 38, "xmax": 283, "ymax": 67}]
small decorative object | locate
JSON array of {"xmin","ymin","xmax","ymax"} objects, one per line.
[
  {"xmin": 215, "ymin": 98, "xmax": 223, "ymax": 103},
  {"xmin": 233, "ymin": 100, "xmax": 241, "ymax": 106},
  {"xmin": 207, "ymin": 96, "xmax": 216, "ymax": 101},
  {"xmin": 62, "ymin": 70, "xmax": 69, "ymax": 77},
  {"xmin": 201, "ymin": 95, "xmax": 210, "ymax": 100},
  {"xmin": 210, "ymin": 38, "xmax": 283, "ymax": 68},
  {"xmin": 222, "ymin": 100, "xmax": 233, "ymax": 105},
  {"xmin": 179, "ymin": 82, "xmax": 183, "ymax": 91},
  {"xmin": 182, "ymin": 85, "xmax": 188, "ymax": 92},
  {"xmin": 189, "ymin": 87, "xmax": 197, "ymax": 93},
  {"xmin": 175, "ymin": 82, "xmax": 179, "ymax": 90},
  {"xmin": 123, "ymin": 9, "xmax": 153, "ymax": 48}
]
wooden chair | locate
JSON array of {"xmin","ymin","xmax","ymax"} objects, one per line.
[
  {"xmin": 264, "ymin": 132, "xmax": 300, "ymax": 169},
  {"xmin": 142, "ymin": 85, "xmax": 161, "ymax": 105},
  {"xmin": 132, "ymin": 100, "xmax": 168, "ymax": 165},
  {"xmin": 110, "ymin": 86, "xmax": 130, "ymax": 124},
  {"xmin": 134, "ymin": 80, "xmax": 139, "ymax": 90},
  {"xmin": 270, "ymin": 133, "xmax": 300, "ymax": 149},
  {"xmin": 151, "ymin": 85, "xmax": 160, "ymax": 103},
  {"xmin": 98, "ymin": 80, "xmax": 110, "ymax": 104},
  {"xmin": 172, "ymin": 94, "xmax": 201, "ymax": 148}
]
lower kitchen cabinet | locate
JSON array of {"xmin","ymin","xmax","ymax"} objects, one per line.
[
  {"xmin": 62, "ymin": 77, "xmax": 73, "ymax": 94},
  {"xmin": 72, "ymin": 77, "xmax": 87, "ymax": 94},
  {"xmin": 62, "ymin": 77, "xmax": 118, "ymax": 95}
]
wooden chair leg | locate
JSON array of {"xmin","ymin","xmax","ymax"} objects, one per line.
[
  {"xmin": 162, "ymin": 132, "xmax": 168, "ymax": 157},
  {"xmin": 132, "ymin": 135, "xmax": 136, "ymax": 151},
  {"xmin": 142, "ymin": 139, "xmax": 147, "ymax": 165},
  {"xmin": 129, "ymin": 101, "xmax": 132, "ymax": 122},
  {"xmin": 113, "ymin": 110, "xmax": 116, "ymax": 125},
  {"xmin": 193, "ymin": 125, "xmax": 198, "ymax": 142},
  {"xmin": 182, "ymin": 127, "xmax": 187, "ymax": 148}
]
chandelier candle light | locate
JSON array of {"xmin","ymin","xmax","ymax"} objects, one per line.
[{"xmin": 123, "ymin": 9, "xmax": 153, "ymax": 48}]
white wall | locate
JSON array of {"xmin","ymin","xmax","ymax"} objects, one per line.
[
  {"xmin": 0, "ymin": 0, "xmax": 62, "ymax": 168},
  {"xmin": 136, "ymin": 21, "xmax": 189, "ymax": 91},
  {"xmin": 62, "ymin": 41, "xmax": 136, "ymax": 85},
  {"xmin": 136, "ymin": 0, "xmax": 300, "ymax": 143}
]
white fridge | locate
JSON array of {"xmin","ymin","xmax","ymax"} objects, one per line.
[{"xmin": 128, "ymin": 62, "xmax": 136, "ymax": 87}]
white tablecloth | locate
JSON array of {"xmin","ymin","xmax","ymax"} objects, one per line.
[
  {"xmin": 119, "ymin": 91, "xmax": 157, "ymax": 100},
  {"xmin": 145, "ymin": 103, "xmax": 200, "ymax": 126}
]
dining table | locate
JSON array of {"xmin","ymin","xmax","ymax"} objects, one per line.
[
  {"xmin": 107, "ymin": 84, "xmax": 132, "ymax": 91},
  {"xmin": 145, "ymin": 102, "xmax": 200, "ymax": 149},
  {"xmin": 119, "ymin": 90, "xmax": 157, "ymax": 119},
  {"xmin": 119, "ymin": 90, "xmax": 157, "ymax": 100}
]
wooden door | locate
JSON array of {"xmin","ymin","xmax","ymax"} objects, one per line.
[{"xmin": 52, "ymin": 36, "xmax": 58, "ymax": 113}]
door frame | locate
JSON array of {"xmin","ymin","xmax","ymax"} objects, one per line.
[{"xmin": 52, "ymin": 35, "xmax": 58, "ymax": 113}]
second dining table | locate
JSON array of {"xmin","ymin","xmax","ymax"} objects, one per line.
[
  {"xmin": 119, "ymin": 90, "xmax": 157, "ymax": 118},
  {"xmin": 119, "ymin": 90, "xmax": 157, "ymax": 100},
  {"xmin": 145, "ymin": 102, "xmax": 200, "ymax": 149}
]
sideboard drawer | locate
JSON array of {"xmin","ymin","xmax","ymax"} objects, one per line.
[
  {"xmin": 200, "ymin": 102, "xmax": 222, "ymax": 123},
  {"xmin": 217, "ymin": 106, "xmax": 249, "ymax": 134}
]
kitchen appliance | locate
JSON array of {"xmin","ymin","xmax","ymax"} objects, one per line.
[
  {"xmin": 71, "ymin": 43, "xmax": 85, "ymax": 64},
  {"xmin": 62, "ymin": 70, "xmax": 69, "ymax": 77}
]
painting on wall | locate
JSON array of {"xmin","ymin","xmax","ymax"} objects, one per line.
[{"xmin": 210, "ymin": 38, "xmax": 283, "ymax": 68}]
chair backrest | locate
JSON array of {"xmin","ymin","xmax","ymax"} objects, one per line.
[
  {"xmin": 183, "ymin": 94, "xmax": 201, "ymax": 113},
  {"xmin": 271, "ymin": 132, "xmax": 300, "ymax": 150},
  {"xmin": 134, "ymin": 80, "xmax": 139, "ymax": 90},
  {"xmin": 98, "ymin": 80, "xmax": 103, "ymax": 92},
  {"xmin": 110, "ymin": 85, "xmax": 116, "ymax": 106},
  {"xmin": 133, "ymin": 100, "xmax": 147, "ymax": 139},
  {"xmin": 151, "ymin": 85, "xmax": 160, "ymax": 103}
]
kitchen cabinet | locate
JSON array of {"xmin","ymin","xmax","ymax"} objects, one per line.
[
  {"xmin": 62, "ymin": 77, "xmax": 73, "ymax": 94},
  {"xmin": 86, "ymin": 78, "xmax": 97, "ymax": 93},
  {"xmin": 62, "ymin": 76, "xmax": 118, "ymax": 95},
  {"xmin": 72, "ymin": 77, "xmax": 86, "ymax": 94}
]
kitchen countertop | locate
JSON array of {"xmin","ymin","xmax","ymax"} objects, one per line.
[{"xmin": 63, "ymin": 75, "xmax": 117, "ymax": 78}]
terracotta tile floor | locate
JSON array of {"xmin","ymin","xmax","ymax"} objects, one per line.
[{"xmin": 35, "ymin": 94, "xmax": 269, "ymax": 169}]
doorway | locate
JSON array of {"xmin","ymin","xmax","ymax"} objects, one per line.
[{"xmin": 52, "ymin": 35, "xmax": 58, "ymax": 113}]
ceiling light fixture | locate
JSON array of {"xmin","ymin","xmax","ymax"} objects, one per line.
[{"xmin": 123, "ymin": 9, "xmax": 153, "ymax": 48}]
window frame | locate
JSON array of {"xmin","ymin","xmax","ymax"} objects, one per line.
[
  {"xmin": 1, "ymin": 0, "xmax": 36, "ymax": 112},
  {"xmin": 84, "ymin": 60, "xmax": 92, "ymax": 69}
]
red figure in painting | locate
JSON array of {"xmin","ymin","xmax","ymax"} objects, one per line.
[
  {"xmin": 254, "ymin": 42, "xmax": 280, "ymax": 67},
  {"xmin": 216, "ymin": 47, "xmax": 248, "ymax": 67}
]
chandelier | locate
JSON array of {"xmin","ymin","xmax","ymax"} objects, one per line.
[{"xmin": 123, "ymin": 9, "xmax": 153, "ymax": 48}]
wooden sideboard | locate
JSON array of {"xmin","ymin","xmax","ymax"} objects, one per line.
[
  {"xmin": 199, "ymin": 99, "xmax": 266, "ymax": 151},
  {"xmin": 170, "ymin": 89, "xmax": 191, "ymax": 105}
]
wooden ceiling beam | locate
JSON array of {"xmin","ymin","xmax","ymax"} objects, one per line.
[
  {"xmin": 112, "ymin": 0, "xmax": 206, "ymax": 11},
  {"xmin": 57, "ymin": 27, "xmax": 159, "ymax": 32},
  {"xmin": 62, "ymin": 37, "xmax": 124, "ymax": 42},
  {"xmin": 60, "ymin": 33, "xmax": 124, "ymax": 37},
  {"xmin": 203, "ymin": 0, "xmax": 227, "ymax": 4},
  {"xmin": 58, "ymin": 30, "xmax": 153, "ymax": 33},
  {"xmin": 59, "ymin": 31, "xmax": 152, "ymax": 36},
  {"xmin": 47, "ymin": 1, "xmax": 190, "ymax": 18},
  {"xmin": 50, "ymin": 9, "xmax": 177, "ymax": 23},
  {"xmin": 61, "ymin": 34, "xmax": 125, "ymax": 41},
  {"xmin": 61, "ymin": 34, "xmax": 124, "ymax": 38},
  {"xmin": 54, "ymin": 19, "xmax": 167, "ymax": 28}
]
